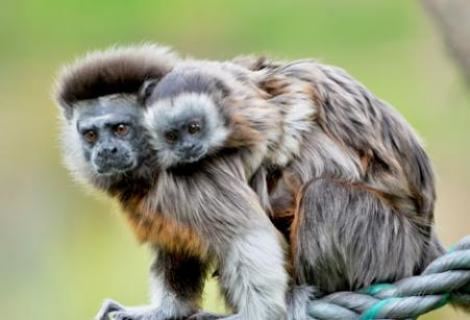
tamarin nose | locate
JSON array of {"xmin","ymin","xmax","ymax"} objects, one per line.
[
  {"xmin": 99, "ymin": 146, "xmax": 118, "ymax": 157},
  {"xmin": 182, "ymin": 143, "xmax": 197, "ymax": 152}
]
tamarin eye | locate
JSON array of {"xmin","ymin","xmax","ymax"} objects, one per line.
[
  {"xmin": 188, "ymin": 121, "xmax": 201, "ymax": 134},
  {"xmin": 83, "ymin": 130, "xmax": 98, "ymax": 143},
  {"xmin": 164, "ymin": 130, "xmax": 179, "ymax": 144},
  {"xmin": 114, "ymin": 123, "xmax": 129, "ymax": 137}
]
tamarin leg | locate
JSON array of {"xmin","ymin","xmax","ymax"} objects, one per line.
[
  {"xmin": 217, "ymin": 227, "xmax": 288, "ymax": 320},
  {"xmin": 96, "ymin": 249, "xmax": 209, "ymax": 320},
  {"xmin": 291, "ymin": 178, "xmax": 435, "ymax": 293},
  {"xmin": 188, "ymin": 226, "xmax": 289, "ymax": 320}
]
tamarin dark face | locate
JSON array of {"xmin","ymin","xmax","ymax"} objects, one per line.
[
  {"xmin": 72, "ymin": 95, "xmax": 152, "ymax": 177},
  {"xmin": 145, "ymin": 93, "xmax": 229, "ymax": 169}
]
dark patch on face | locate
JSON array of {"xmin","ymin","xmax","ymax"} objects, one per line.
[{"xmin": 160, "ymin": 112, "xmax": 210, "ymax": 164}]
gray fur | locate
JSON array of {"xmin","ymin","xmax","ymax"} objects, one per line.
[
  {"xmin": 293, "ymin": 178, "xmax": 424, "ymax": 292},
  {"xmin": 254, "ymin": 60, "xmax": 444, "ymax": 295}
]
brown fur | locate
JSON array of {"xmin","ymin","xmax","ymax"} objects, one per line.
[
  {"xmin": 125, "ymin": 199, "xmax": 209, "ymax": 257},
  {"xmin": 55, "ymin": 44, "xmax": 178, "ymax": 118},
  {"xmin": 225, "ymin": 107, "xmax": 264, "ymax": 149},
  {"xmin": 288, "ymin": 181, "xmax": 308, "ymax": 271},
  {"xmin": 108, "ymin": 173, "xmax": 209, "ymax": 256}
]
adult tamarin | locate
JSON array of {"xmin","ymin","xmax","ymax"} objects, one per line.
[
  {"xmin": 141, "ymin": 58, "xmax": 445, "ymax": 319},
  {"xmin": 56, "ymin": 47, "xmax": 289, "ymax": 320}
]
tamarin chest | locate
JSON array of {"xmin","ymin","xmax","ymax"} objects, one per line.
[{"xmin": 122, "ymin": 198, "xmax": 209, "ymax": 257}]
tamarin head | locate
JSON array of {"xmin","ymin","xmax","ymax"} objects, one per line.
[
  {"xmin": 142, "ymin": 67, "xmax": 233, "ymax": 169},
  {"xmin": 55, "ymin": 44, "xmax": 178, "ymax": 190}
]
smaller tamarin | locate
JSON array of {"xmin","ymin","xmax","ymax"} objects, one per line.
[
  {"xmin": 135, "ymin": 60, "xmax": 295, "ymax": 320},
  {"xmin": 142, "ymin": 58, "xmax": 446, "ymax": 320}
]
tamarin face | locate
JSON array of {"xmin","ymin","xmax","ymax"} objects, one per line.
[
  {"xmin": 146, "ymin": 93, "xmax": 229, "ymax": 169},
  {"xmin": 73, "ymin": 95, "xmax": 152, "ymax": 177}
]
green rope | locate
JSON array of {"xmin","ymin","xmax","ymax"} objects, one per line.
[
  {"xmin": 360, "ymin": 298, "xmax": 400, "ymax": 320},
  {"xmin": 308, "ymin": 236, "xmax": 470, "ymax": 320}
]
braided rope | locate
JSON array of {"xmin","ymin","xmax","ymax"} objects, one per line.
[{"xmin": 308, "ymin": 236, "xmax": 470, "ymax": 319}]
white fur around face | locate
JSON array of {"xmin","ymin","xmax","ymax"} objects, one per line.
[
  {"xmin": 60, "ymin": 110, "xmax": 97, "ymax": 187},
  {"xmin": 145, "ymin": 93, "xmax": 230, "ymax": 169},
  {"xmin": 58, "ymin": 95, "xmax": 139, "ymax": 192}
]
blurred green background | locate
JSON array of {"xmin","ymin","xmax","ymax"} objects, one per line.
[{"xmin": 1, "ymin": 1, "xmax": 469, "ymax": 319}]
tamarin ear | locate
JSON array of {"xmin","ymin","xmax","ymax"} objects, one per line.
[{"xmin": 139, "ymin": 79, "xmax": 160, "ymax": 105}]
